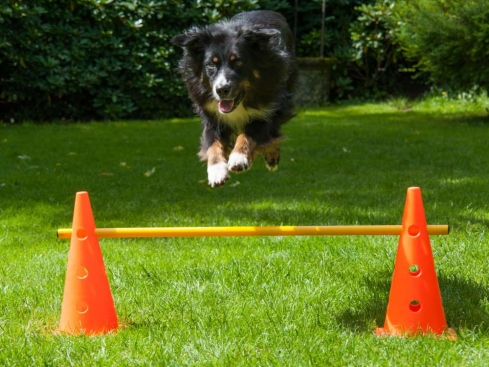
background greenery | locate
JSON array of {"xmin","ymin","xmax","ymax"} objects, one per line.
[
  {"xmin": 0, "ymin": 0, "xmax": 261, "ymax": 121},
  {"xmin": 1, "ymin": 101, "xmax": 488, "ymax": 365},
  {"xmin": 1, "ymin": 0, "xmax": 488, "ymax": 122},
  {"xmin": 394, "ymin": 0, "xmax": 489, "ymax": 92}
]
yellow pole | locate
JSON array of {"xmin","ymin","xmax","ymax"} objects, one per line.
[{"xmin": 57, "ymin": 224, "xmax": 449, "ymax": 239}]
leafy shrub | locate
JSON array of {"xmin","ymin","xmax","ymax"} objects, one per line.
[
  {"xmin": 349, "ymin": 1, "xmax": 400, "ymax": 94},
  {"xmin": 262, "ymin": 0, "xmax": 374, "ymax": 99},
  {"xmin": 276, "ymin": 0, "xmax": 419, "ymax": 100},
  {"xmin": 5, "ymin": 0, "xmax": 463, "ymax": 121},
  {"xmin": 393, "ymin": 0, "xmax": 489, "ymax": 91},
  {"xmin": 0, "ymin": 0, "xmax": 260, "ymax": 122},
  {"xmin": 276, "ymin": 0, "xmax": 366, "ymax": 59},
  {"xmin": 338, "ymin": 0, "xmax": 425, "ymax": 99}
]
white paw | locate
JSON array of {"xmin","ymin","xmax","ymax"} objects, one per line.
[
  {"xmin": 207, "ymin": 162, "xmax": 229, "ymax": 187},
  {"xmin": 228, "ymin": 152, "xmax": 250, "ymax": 172}
]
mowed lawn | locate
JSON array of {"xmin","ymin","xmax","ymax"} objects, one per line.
[{"xmin": 1, "ymin": 101, "xmax": 488, "ymax": 366}]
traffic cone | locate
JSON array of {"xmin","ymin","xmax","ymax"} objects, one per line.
[
  {"xmin": 376, "ymin": 187, "xmax": 455, "ymax": 338},
  {"xmin": 58, "ymin": 191, "xmax": 118, "ymax": 335}
]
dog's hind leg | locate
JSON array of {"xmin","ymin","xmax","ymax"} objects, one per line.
[{"xmin": 263, "ymin": 144, "xmax": 280, "ymax": 171}]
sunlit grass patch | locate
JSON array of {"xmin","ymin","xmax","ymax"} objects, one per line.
[{"xmin": 1, "ymin": 101, "xmax": 488, "ymax": 365}]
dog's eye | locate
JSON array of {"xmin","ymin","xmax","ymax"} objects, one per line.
[
  {"xmin": 206, "ymin": 61, "xmax": 216, "ymax": 68},
  {"xmin": 235, "ymin": 60, "xmax": 243, "ymax": 67}
]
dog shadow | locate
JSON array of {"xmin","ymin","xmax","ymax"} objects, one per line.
[{"xmin": 335, "ymin": 270, "xmax": 489, "ymax": 333}]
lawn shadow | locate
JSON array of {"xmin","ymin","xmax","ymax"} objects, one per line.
[
  {"xmin": 334, "ymin": 269, "xmax": 391, "ymax": 332},
  {"xmin": 335, "ymin": 270, "xmax": 489, "ymax": 333},
  {"xmin": 439, "ymin": 275, "xmax": 489, "ymax": 331}
]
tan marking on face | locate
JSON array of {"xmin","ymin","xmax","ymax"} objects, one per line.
[
  {"xmin": 253, "ymin": 70, "xmax": 260, "ymax": 79},
  {"xmin": 243, "ymin": 79, "xmax": 252, "ymax": 89},
  {"xmin": 230, "ymin": 55, "xmax": 236, "ymax": 62},
  {"xmin": 212, "ymin": 57, "xmax": 219, "ymax": 64}
]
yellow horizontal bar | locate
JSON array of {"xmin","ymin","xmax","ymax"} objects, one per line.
[{"xmin": 57, "ymin": 225, "xmax": 449, "ymax": 239}]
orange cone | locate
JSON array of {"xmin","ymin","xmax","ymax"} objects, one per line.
[
  {"xmin": 58, "ymin": 191, "xmax": 118, "ymax": 335},
  {"xmin": 376, "ymin": 187, "xmax": 455, "ymax": 338}
]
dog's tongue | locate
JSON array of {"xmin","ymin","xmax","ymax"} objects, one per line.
[{"xmin": 218, "ymin": 100, "xmax": 234, "ymax": 113}]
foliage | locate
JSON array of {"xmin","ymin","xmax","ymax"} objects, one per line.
[
  {"xmin": 415, "ymin": 86, "xmax": 489, "ymax": 115},
  {"xmin": 0, "ymin": 0, "xmax": 260, "ymax": 122},
  {"xmin": 3, "ymin": 0, "xmax": 487, "ymax": 121},
  {"xmin": 349, "ymin": 0, "xmax": 403, "ymax": 96},
  {"xmin": 3, "ymin": 0, "xmax": 398, "ymax": 121},
  {"xmin": 268, "ymin": 0, "xmax": 421, "ymax": 100},
  {"xmin": 393, "ymin": 0, "xmax": 489, "ymax": 91},
  {"xmin": 269, "ymin": 0, "xmax": 367, "ymax": 59}
]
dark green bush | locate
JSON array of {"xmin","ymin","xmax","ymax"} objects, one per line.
[
  {"xmin": 0, "ymin": 0, "xmax": 260, "ymax": 122},
  {"xmin": 7, "ymin": 0, "xmax": 472, "ymax": 121},
  {"xmin": 346, "ymin": 0, "xmax": 426, "ymax": 99},
  {"xmin": 394, "ymin": 0, "xmax": 489, "ymax": 91},
  {"xmin": 350, "ymin": 1, "xmax": 398, "ymax": 95},
  {"xmin": 275, "ymin": 0, "xmax": 366, "ymax": 59},
  {"xmin": 276, "ymin": 0, "xmax": 419, "ymax": 100}
]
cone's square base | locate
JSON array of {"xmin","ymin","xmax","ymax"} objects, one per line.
[
  {"xmin": 56, "ymin": 325, "xmax": 119, "ymax": 336},
  {"xmin": 375, "ymin": 327, "xmax": 457, "ymax": 340}
]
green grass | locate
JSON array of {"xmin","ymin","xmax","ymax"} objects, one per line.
[{"xmin": 1, "ymin": 101, "xmax": 488, "ymax": 366}]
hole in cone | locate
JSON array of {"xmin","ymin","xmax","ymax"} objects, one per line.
[
  {"xmin": 76, "ymin": 267, "xmax": 89, "ymax": 280},
  {"xmin": 409, "ymin": 300, "xmax": 421, "ymax": 312},
  {"xmin": 408, "ymin": 225, "xmax": 420, "ymax": 237},
  {"xmin": 409, "ymin": 264, "xmax": 421, "ymax": 276},
  {"xmin": 76, "ymin": 227, "xmax": 88, "ymax": 240},
  {"xmin": 76, "ymin": 301, "xmax": 89, "ymax": 314}
]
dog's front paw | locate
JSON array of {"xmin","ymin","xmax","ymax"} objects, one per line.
[
  {"xmin": 228, "ymin": 152, "xmax": 251, "ymax": 173},
  {"xmin": 207, "ymin": 162, "xmax": 229, "ymax": 187}
]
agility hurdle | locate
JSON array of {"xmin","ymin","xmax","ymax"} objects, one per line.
[
  {"xmin": 57, "ymin": 187, "xmax": 455, "ymax": 338},
  {"xmin": 57, "ymin": 224, "xmax": 449, "ymax": 239}
]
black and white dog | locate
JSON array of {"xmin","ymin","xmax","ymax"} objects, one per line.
[{"xmin": 171, "ymin": 10, "xmax": 298, "ymax": 187}]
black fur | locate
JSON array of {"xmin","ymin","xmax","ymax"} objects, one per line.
[{"xmin": 171, "ymin": 10, "xmax": 298, "ymax": 187}]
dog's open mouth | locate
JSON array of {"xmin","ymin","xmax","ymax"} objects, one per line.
[
  {"xmin": 217, "ymin": 92, "xmax": 244, "ymax": 114},
  {"xmin": 218, "ymin": 100, "xmax": 235, "ymax": 114}
]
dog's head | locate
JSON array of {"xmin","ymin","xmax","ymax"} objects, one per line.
[{"xmin": 172, "ymin": 24, "xmax": 281, "ymax": 115}]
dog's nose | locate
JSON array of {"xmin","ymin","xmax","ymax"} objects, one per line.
[{"xmin": 216, "ymin": 85, "xmax": 232, "ymax": 99}]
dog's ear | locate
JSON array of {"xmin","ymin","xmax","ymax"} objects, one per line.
[
  {"xmin": 240, "ymin": 28, "xmax": 282, "ymax": 50},
  {"xmin": 171, "ymin": 27, "xmax": 208, "ymax": 51},
  {"xmin": 171, "ymin": 33, "xmax": 191, "ymax": 48}
]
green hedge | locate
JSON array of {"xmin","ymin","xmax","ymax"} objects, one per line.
[
  {"xmin": 3, "ymin": 0, "xmax": 484, "ymax": 122},
  {"xmin": 3, "ymin": 0, "xmax": 399, "ymax": 122},
  {"xmin": 0, "ymin": 0, "xmax": 262, "ymax": 122},
  {"xmin": 274, "ymin": 0, "xmax": 418, "ymax": 100},
  {"xmin": 393, "ymin": 0, "xmax": 489, "ymax": 92}
]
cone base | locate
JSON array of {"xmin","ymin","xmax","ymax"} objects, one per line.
[
  {"xmin": 56, "ymin": 318, "xmax": 119, "ymax": 336},
  {"xmin": 57, "ymin": 324, "xmax": 118, "ymax": 336},
  {"xmin": 375, "ymin": 327, "xmax": 456, "ymax": 340}
]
